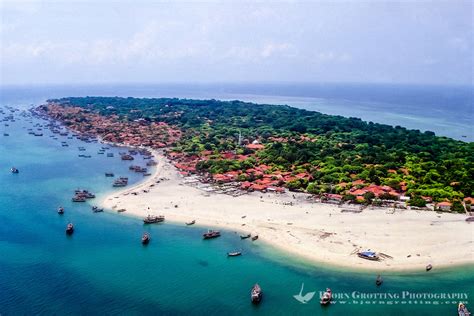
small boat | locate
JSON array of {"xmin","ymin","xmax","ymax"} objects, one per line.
[
  {"xmin": 357, "ymin": 251, "xmax": 380, "ymax": 261},
  {"xmin": 105, "ymin": 172, "xmax": 114, "ymax": 177},
  {"xmin": 240, "ymin": 234, "xmax": 251, "ymax": 239},
  {"xmin": 426, "ymin": 264, "xmax": 433, "ymax": 271},
  {"xmin": 376, "ymin": 275, "xmax": 383, "ymax": 286},
  {"xmin": 10, "ymin": 167, "xmax": 19, "ymax": 174},
  {"xmin": 107, "ymin": 153, "xmax": 114, "ymax": 157},
  {"xmin": 227, "ymin": 251, "xmax": 242, "ymax": 257},
  {"xmin": 465, "ymin": 217, "xmax": 474, "ymax": 222},
  {"xmin": 142, "ymin": 233, "xmax": 150, "ymax": 245},
  {"xmin": 185, "ymin": 220, "xmax": 196, "ymax": 226},
  {"xmin": 72, "ymin": 196, "xmax": 86, "ymax": 202},
  {"xmin": 251, "ymin": 284, "xmax": 263, "ymax": 304},
  {"xmin": 92, "ymin": 206, "xmax": 104, "ymax": 213},
  {"xmin": 458, "ymin": 302, "xmax": 471, "ymax": 316},
  {"xmin": 66, "ymin": 223, "xmax": 74, "ymax": 235},
  {"xmin": 57, "ymin": 206, "xmax": 64, "ymax": 215},
  {"xmin": 143, "ymin": 215, "xmax": 165, "ymax": 224},
  {"xmin": 117, "ymin": 208, "xmax": 127, "ymax": 213},
  {"xmin": 203, "ymin": 230, "xmax": 221, "ymax": 239},
  {"xmin": 320, "ymin": 288, "xmax": 332, "ymax": 305},
  {"xmin": 251, "ymin": 235, "xmax": 259, "ymax": 241}
]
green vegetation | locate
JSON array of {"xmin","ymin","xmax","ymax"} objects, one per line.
[{"xmin": 49, "ymin": 96, "xmax": 474, "ymax": 201}]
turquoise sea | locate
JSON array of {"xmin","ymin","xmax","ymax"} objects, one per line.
[{"xmin": 0, "ymin": 84, "xmax": 473, "ymax": 315}]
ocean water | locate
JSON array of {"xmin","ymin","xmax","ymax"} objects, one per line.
[{"xmin": 0, "ymin": 85, "xmax": 473, "ymax": 315}]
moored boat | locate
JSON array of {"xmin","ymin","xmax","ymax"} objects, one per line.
[
  {"xmin": 251, "ymin": 284, "xmax": 263, "ymax": 304},
  {"xmin": 376, "ymin": 275, "xmax": 383, "ymax": 286},
  {"xmin": 142, "ymin": 233, "xmax": 150, "ymax": 245},
  {"xmin": 57, "ymin": 206, "xmax": 64, "ymax": 214},
  {"xmin": 203, "ymin": 230, "xmax": 221, "ymax": 239},
  {"xmin": 66, "ymin": 223, "xmax": 74, "ymax": 235},
  {"xmin": 320, "ymin": 288, "xmax": 332, "ymax": 305},
  {"xmin": 240, "ymin": 234, "xmax": 251, "ymax": 239},
  {"xmin": 72, "ymin": 196, "xmax": 86, "ymax": 202},
  {"xmin": 458, "ymin": 302, "xmax": 471, "ymax": 316},
  {"xmin": 10, "ymin": 167, "xmax": 19, "ymax": 174},
  {"xmin": 105, "ymin": 172, "xmax": 114, "ymax": 177},
  {"xmin": 251, "ymin": 235, "xmax": 259, "ymax": 241},
  {"xmin": 227, "ymin": 251, "xmax": 242, "ymax": 257},
  {"xmin": 357, "ymin": 251, "xmax": 379, "ymax": 261},
  {"xmin": 143, "ymin": 215, "xmax": 165, "ymax": 224},
  {"xmin": 92, "ymin": 206, "xmax": 104, "ymax": 213}
]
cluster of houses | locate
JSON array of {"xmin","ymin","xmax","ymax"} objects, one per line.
[
  {"xmin": 42, "ymin": 103, "xmax": 473, "ymax": 212},
  {"xmin": 43, "ymin": 104, "xmax": 181, "ymax": 149}
]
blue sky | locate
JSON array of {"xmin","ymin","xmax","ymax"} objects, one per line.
[{"xmin": 0, "ymin": 0, "xmax": 472, "ymax": 85}]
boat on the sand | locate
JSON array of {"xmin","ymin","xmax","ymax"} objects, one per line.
[
  {"xmin": 251, "ymin": 235, "xmax": 259, "ymax": 241},
  {"xmin": 357, "ymin": 251, "xmax": 379, "ymax": 261},
  {"xmin": 426, "ymin": 264, "xmax": 433, "ymax": 271},
  {"xmin": 240, "ymin": 234, "xmax": 251, "ymax": 239},
  {"xmin": 185, "ymin": 220, "xmax": 196, "ymax": 226}
]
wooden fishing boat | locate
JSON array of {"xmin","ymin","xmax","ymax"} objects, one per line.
[
  {"xmin": 251, "ymin": 284, "xmax": 263, "ymax": 304},
  {"xmin": 458, "ymin": 302, "xmax": 471, "ymax": 316},
  {"xmin": 357, "ymin": 251, "xmax": 380, "ymax": 261},
  {"xmin": 320, "ymin": 288, "xmax": 332, "ymax": 305},
  {"xmin": 66, "ymin": 223, "xmax": 74, "ymax": 235},
  {"xmin": 227, "ymin": 251, "xmax": 242, "ymax": 257},
  {"xmin": 376, "ymin": 275, "xmax": 383, "ymax": 286},
  {"xmin": 426, "ymin": 264, "xmax": 433, "ymax": 271},
  {"xmin": 57, "ymin": 206, "xmax": 64, "ymax": 215},
  {"xmin": 92, "ymin": 206, "xmax": 104, "ymax": 213},
  {"xmin": 185, "ymin": 220, "xmax": 196, "ymax": 226},
  {"xmin": 203, "ymin": 230, "xmax": 221, "ymax": 239},
  {"xmin": 251, "ymin": 235, "xmax": 259, "ymax": 241},
  {"xmin": 143, "ymin": 215, "xmax": 165, "ymax": 224},
  {"xmin": 142, "ymin": 233, "xmax": 150, "ymax": 245},
  {"xmin": 240, "ymin": 234, "xmax": 251, "ymax": 239}
]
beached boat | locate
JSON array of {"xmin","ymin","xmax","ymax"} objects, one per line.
[
  {"xmin": 426, "ymin": 264, "xmax": 433, "ymax": 271},
  {"xmin": 66, "ymin": 223, "xmax": 74, "ymax": 235},
  {"xmin": 376, "ymin": 275, "xmax": 383, "ymax": 286},
  {"xmin": 142, "ymin": 233, "xmax": 150, "ymax": 245},
  {"xmin": 227, "ymin": 251, "xmax": 242, "ymax": 257},
  {"xmin": 117, "ymin": 209, "xmax": 127, "ymax": 213},
  {"xmin": 458, "ymin": 302, "xmax": 471, "ymax": 316},
  {"xmin": 465, "ymin": 217, "xmax": 474, "ymax": 222},
  {"xmin": 57, "ymin": 206, "xmax": 64, "ymax": 214},
  {"xmin": 240, "ymin": 234, "xmax": 251, "ymax": 239},
  {"xmin": 185, "ymin": 220, "xmax": 196, "ymax": 226},
  {"xmin": 357, "ymin": 251, "xmax": 379, "ymax": 261},
  {"xmin": 251, "ymin": 235, "xmax": 259, "ymax": 241},
  {"xmin": 251, "ymin": 284, "xmax": 263, "ymax": 304},
  {"xmin": 320, "ymin": 288, "xmax": 332, "ymax": 305},
  {"xmin": 143, "ymin": 215, "xmax": 165, "ymax": 224},
  {"xmin": 10, "ymin": 167, "xmax": 19, "ymax": 174},
  {"xmin": 203, "ymin": 230, "xmax": 221, "ymax": 239}
]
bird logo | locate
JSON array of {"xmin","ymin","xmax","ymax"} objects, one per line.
[{"xmin": 293, "ymin": 283, "xmax": 316, "ymax": 304}]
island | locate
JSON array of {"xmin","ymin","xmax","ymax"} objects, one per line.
[{"xmin": 36, "ymin": 96, "xmax": 474, "ymax": 270}]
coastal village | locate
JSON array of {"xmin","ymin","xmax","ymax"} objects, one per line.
[{"xmin": 39, "ymin": 103, "xmax": 474, "ymax": 214}]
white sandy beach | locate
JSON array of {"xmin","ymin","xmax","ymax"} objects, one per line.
[{"xmin": 101, "ymin": 151, "xmax": 474, "ymax": 272}]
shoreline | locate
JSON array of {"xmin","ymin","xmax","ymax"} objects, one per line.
[{"xmin": 100, "ymin": 150, "xmax": 474, "ymax": 272}]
